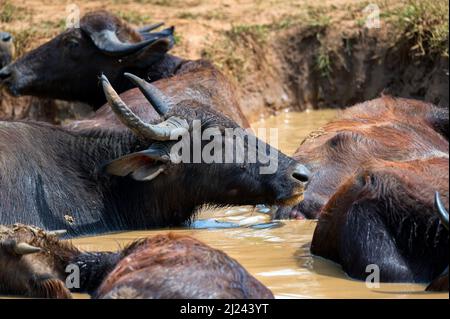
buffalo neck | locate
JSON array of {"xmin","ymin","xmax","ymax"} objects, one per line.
[
  {"xmin": 68, "ymin": 251, "xmax": 123, "ymax": 294},
  {"xmin": 66, "ymin": 127, "xmax": 199, "ymax": 236}
]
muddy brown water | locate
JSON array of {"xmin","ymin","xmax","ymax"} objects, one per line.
[
  {"xmin": 3, "ymin": 110, "xmax": 447, "ymax": 299},
  {"xmin": 72, "ymin": 110, "xmax": 447, "ymax": 299}
]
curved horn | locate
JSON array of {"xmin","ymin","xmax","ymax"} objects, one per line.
[
  {"xmin": 124, "ymin": 73, "xmax": 170, "ymax": 115},
  {"xmin": 14, "ymin": 243, "xmax": 42, "ymax": 255},
  {"xmin": 47, "ymin": 230, "xmax": 67, "ymax": 237},
  {"xmin": 101, "ymin": 74, "xmax": 188, "ymax": 141},
  {"xmin": 138, "ymin": 22, "xmax": 165, "ymax": 33},
  {"xmin": 87, "ymin": 29, "xmax": 160, "ymax": 57},
  {"xmin": 435, "ymin": 192, "xmax": 449, "ymax": 230},
  {"xmin": 139, "ymin": 27, "xmax": 175, "ymax": 42}
]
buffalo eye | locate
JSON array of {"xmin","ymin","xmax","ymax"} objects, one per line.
[{"xmin": 66, "ymin": 38, "xmax": 80, "ymax": 50}]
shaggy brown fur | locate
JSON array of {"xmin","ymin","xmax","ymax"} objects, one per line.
[
  {"xmin": 95, "ymin": 234, "xmax": 274, "ymax": 299},
  {"xmin": 277, "ymin": 96, "xmax": 448, "ymax": 219},
  {"xmin": 0, "ymin": 225, "xmax": 273, "ymax": 299}
]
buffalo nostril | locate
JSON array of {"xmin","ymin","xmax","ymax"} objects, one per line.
[
  {"xmin": 0, "ymin": 67, "xmax": 11, "ymax": 80},
  {"xmin": 0, "ymin": 32, "xmax": 12, "ymax": 42},
  {"xmin": 292, "ymin": 164, "xmax": 311, "ymax": 183}
]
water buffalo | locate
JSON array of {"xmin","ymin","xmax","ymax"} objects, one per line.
[
  {"xmin": 0, "ymin": 224, "xmax": 274, "ymax": 299},
  {"xmin": 0, "ymin": 31, "xmax": 92, "ymax": 122},
  {"xmin": 0, "ymin": 224, "xmax": 78, "ymax": 298},
  {"xmin": 0, "ymin": 73, "xmax": 309, "ymax": 237},
  {"xmin": 311, "ymin": 159, "xmax": 448, "ymax": 289},
  {"xmin": 0, "ymin": 11, "xmax": 249, "ymax": 128},
  {"xmin": 95, "ymin": 234, "xmax": 274, "ymax": 299},
  {"xmin": 0, "ymin": 10, "xmax": 176, "ymax": 108},
  {"xmin": 275, "ymin": 96, "xmax": 449, "ymax": 219}
]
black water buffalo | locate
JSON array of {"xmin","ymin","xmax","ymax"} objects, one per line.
[
  {"xmin": 0, "ymin": 11, "xmax": 249, "ymax": 128},
  {"xmin": 0, "ymin": 225, "xmax": 274, "ymax": 299},
  {"xmin": 1, "ymin": 31, "xmax": 41, "ymax": 121},
  {"xmin": 0, "ymin": 10, "xmax": 176, "ymax": 108},
  {"xmin": 0, "ymin": 73, "xmax": 309, "ymax": 237}
]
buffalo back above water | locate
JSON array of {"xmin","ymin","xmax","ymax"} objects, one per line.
[
  {"xmin": 66, "ymin": 60, "xmax": 250, "ymax": 131},
  {"xmin": 311, "ymin": 157, "xmax": 448, "ymax": 285},
  {"xmin": 95, "ymin": 234, "xmax": 274, "ymax": 299}
]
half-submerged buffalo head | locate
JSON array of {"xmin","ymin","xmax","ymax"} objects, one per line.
[
  {"xmin": 0, "ymin": 11, "xmax": 174, "ymax": 107},
  {"xmin": 100, "ymin": 73, "xmax": 311, "ymax": 209},
  {"xmin": 0, "ymin": 224, "xmax": 75, "ymax": 298}
]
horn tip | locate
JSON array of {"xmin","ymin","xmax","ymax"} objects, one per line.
[{"xmin": 124, "ymin": 72, "xmax": 145, "ymax": 85}]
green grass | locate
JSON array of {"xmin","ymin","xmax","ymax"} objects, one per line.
[
  {"xmin": 316, "ymin": 48, "xmax": 332, "ymax": 78},
  {"xmin": 9, "ymin": 29, "xmax": 37, "ymax": 58},
  {"xmin": 177, "ymin": 11, "xmax": 199, "ymax": 20},
  {"xmin": 227, "ymin": 24, "xmax": 271, "ymax": 44},
  {"xmin": 133, "ymin": 0, "xmax": 202, "ymax": 6},
  {"xmin": 304, "ymin": 5, "xmax": 331, "ymax": 28},
  {"xmin": 0, "ymin": 1, "xmax": 26, "ymax": 23},
  {"xmin": 173, "ymin": 33, "xmax": 182, "ymax": 45},
  {"xmin": 116, "ymin": 10, "xmax": 151, "ymax": 25},
  {"xmin": 386, "ymin": 0, "xmax": 449, "ymax": 57}
]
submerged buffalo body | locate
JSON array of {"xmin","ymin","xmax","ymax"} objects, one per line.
[
  {"xmin": 311, "ymin": 159, "xmax": 448, "ymax": 288},
  {"xmin": 0, "ymin": 74, "xmax": 309, "ymax": 237},
  {"xmin": 0, "ymin": 225, "xmax": 274, "ymax": 298},
  {"xmin": 95, "ymin": 234, "xmax": 274, "ymax": 299},
  {"xmin": 284, "ymin": 96, "xmax": 448, "ymax": 289}
]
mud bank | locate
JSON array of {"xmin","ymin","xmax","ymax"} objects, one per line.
[
  {"xmin": 0, "ymin": 92, "xmax": 92, "ymax": 123},
  {"xmin": 229, "ymin": 24, "xmax": 448, "ymax": 122},
  {"xmin": 1, "ymin": 0, "xmax": 448, "ymax": 123}
]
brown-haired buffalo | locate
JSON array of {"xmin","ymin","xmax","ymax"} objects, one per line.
[
  {"xmin": 0, "ymin": 11, "xmax": 176, "ymax": 108},
  {"xmin": 0, "ymin": 73, "xmax": 309, "ymax": 237},
  {"xmin": 0, "ymin": 224, "xmax": 273, "ymax": 299},
  {"xmin": 95, "ymin": 234, "xmax": 274, "ymax": 299},
  {"xmin": 67, "ymin": 59, "xmax": 250, "ymax": 130},
  {"xmin": 275, "ymin": 96, "xmax": 449, "ymax": 220},
  {"xmin": 278, "ymin": 96, "xmax": 448, "ymax": 290}
]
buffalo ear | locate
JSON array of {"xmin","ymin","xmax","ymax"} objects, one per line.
[
  {"xmin": 105, "ymin": 150, "xmax": 169, "ymax": 181},
  {"xmin": 123, "ymin": 38, "xmax": 173, "ymax": 68}
]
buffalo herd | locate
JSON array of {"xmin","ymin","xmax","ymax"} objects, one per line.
[{"xmin": 0, "ymin": 10, "xmax": 448, "ymax": 298}]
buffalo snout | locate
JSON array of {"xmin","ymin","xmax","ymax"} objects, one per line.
[
  {"xmin": 291, "ymin": 163, "xmax": 311, "ymax": 184},
  {"xmin": 0, "ymin": 65, "xmax": 11, "ymax": 81}
]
